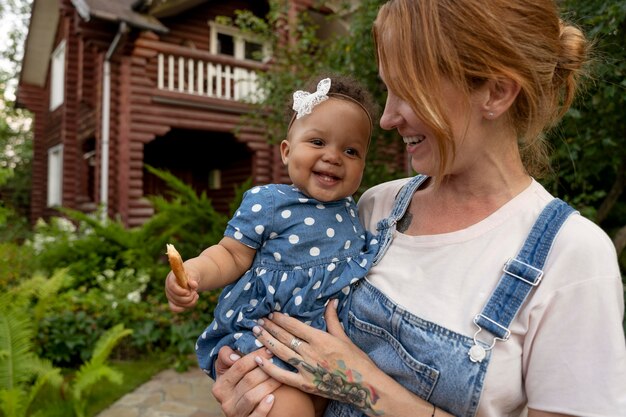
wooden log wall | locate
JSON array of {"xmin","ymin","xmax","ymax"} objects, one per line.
[{"xmin": 20, "ymin": 0, "xmax": 305, "ymax": 227}]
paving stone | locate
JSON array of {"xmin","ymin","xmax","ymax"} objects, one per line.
[
  {"xmin": 154, "ymin": 401, "xmax": 198, "ymax": 415},
  {"xmin": 118, "ymin": 393, "xmax": 151, "ymax": 407},
  {"xmin": 96, "ymin": 407, "xmax": 140, "ymax": 417},
  {"xmin": 95, "ymin": 368, "xmax": 224, "ymax": 417},
  {"xmin": 190, "ymin": 410, "xmax": 224, "ymax": 417}
]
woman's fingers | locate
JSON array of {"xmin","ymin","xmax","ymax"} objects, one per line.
[
  {"xmin": 252, "ymin": 322, "xmax": 304, "ymax": 361},
  {"xmin": 324, "ymin": 300, "xmax": 351, "ymax": 343},
  {"xmin": 214, "ymin": 346, "xmax": 241, "ymax": 377},
  {"xmin": 261, "ymin": 311, "xmax": 326, "ymax": 343},
  {"xmin": 248, "ymin": 394, "xmax": 275, "ymax": 417},
  {"xmin": 212, "ymin": 347, "xmax": 281, "ymax": 417},
  {"xmin": 253, "ymin": 354, "xmax": 312, "ymax": 388}
]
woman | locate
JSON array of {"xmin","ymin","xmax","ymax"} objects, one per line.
[{"xmin": 209, "ymin": 0, "xmax": 626, "ymax": 416}]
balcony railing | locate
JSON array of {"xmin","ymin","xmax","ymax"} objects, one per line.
[
  {"xmin": 157, "ymin": 53, "xmax": 261, "ymax": 103},
  {"xmin": 135, "ymin": 37, "xmax": 267, "ymax": 104}
]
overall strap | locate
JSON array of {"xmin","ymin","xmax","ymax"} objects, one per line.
[
  {"xmin": 373, "ymin": 175, "xmax": 428, "ymax": 265},
  {"xmin": 469, "ymin": 198, "xmax": 576, "ymax": 362},
  {"xmin": 376, "ymin": 175, "xmax": 428, "ymax": 232}
]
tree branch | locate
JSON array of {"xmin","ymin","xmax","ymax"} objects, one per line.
[{"xmin": 597, "ymin": 159, "xmax": 626, "ymax": 224}]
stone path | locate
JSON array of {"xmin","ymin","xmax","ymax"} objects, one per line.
[{"xmin": 95, "ymin": 367, "xmax": 224, "ymax": 417}]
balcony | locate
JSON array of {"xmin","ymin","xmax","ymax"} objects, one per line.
[
  {"xmin": 157, "ymin": 53, "xmax": 261, "ymax": 102},
  {"xmin": 136, "ymin": 37, "xmax": 267, "ymax": 106}
]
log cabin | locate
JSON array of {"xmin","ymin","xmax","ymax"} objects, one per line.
[{"xmin": 17, "ymin": 0, "xmax": 358, "ymax": 227}]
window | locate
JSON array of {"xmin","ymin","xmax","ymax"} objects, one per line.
[
  {"xmin": 47, "ymin": 144, "xmax": 63, "ymax": 207},
  {"xmin": 209, "ymin": 22, "xmax": 269, "ymax": 62},
  {"xmin": 50, "ymin": 40, "xmax": 66, "ymax": 110},
  {"xmin": 208, "ymin": 169, "xmax": 221, "ymax": 190}
]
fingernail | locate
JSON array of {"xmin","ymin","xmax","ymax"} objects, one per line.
[
  {"xmin": 265, "ymin": 348, "xmax": 273, "ymax": 356},
  {"xmin": 252, "ymin": 326, "xmax": 261, "ymax": 335},
  {"xmin": 265, "ymin": 394, "xmax": 275, "ymax": 404},
  {"xmin": 268, "ymin": 313, "xmax": 273, "ymax": 319},
  {"xmin": 229, "ymin": 353, "xmax": 241, "ymax": 361},
  {"xmin": 258, "ymin": 318, "xmax": 265, "ymax": 325},
  {"xmin": 255, "ymin": 356, "xmax": 263, "ymax": 366},
  {"xmin": 333, "ymin": 299, "xmax": 339, "ymax": 308}
]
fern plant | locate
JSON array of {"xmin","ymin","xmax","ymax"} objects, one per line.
[
  {"xmin": 0, "ymin": 292, "xmax": 63, "ymax": 417},
  {"xmin": 0, "ymin": 270, "xmax": 133, "ymax": 417},
  {"xmin": 68, "ymin": 324, "xmax": 132, "ymax": 417}
]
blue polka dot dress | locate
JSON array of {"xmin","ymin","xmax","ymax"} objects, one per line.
[{"xmin": 196, "ymin": 184, "xmax": 379, "ymax": 379}]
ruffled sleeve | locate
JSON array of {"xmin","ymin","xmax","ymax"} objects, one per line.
[{"xmin": 224, "ymin": 186, "xmax": 274, "ymax": 249}]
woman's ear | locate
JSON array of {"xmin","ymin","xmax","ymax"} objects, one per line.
[
  {"xmin": 482, "ymin": 78, "xmax": 521, "ymax": 119},
  {"xmin": 279, "ymin": 140, "xmax": 290, "ymax": 165}
]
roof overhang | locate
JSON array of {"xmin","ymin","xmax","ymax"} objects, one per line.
[
  {"xmin": 19, "ymin": 0, "xmax": 168, "ymax": 88},
  {"xmin": 72, "ymin": 0, "xmax": 168, "ymax": 33},
  {"xmin": 19, "ymin": 0, "xmax": 61, "ymax": 87},
  {"xmin": 141, "ymin": 0, "xmax": 209, "ymax": 18}
]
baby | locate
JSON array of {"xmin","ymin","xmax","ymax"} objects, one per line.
[{"xmin": 165, "ymin": 74, "xmax": 379, "ymax": 417}]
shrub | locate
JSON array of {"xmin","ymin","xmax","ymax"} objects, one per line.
[
  {"xmin": 0, "ymin": 242, "xmax": 35, "ymax": 289},
  {"xmin": 22, "ymin": 167, "xmax": 248, "ymax": 367}
]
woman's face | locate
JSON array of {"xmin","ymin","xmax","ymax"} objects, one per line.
[{"xmin": 379, "ymin": 69, "xmax": 487, "ymax": 178}]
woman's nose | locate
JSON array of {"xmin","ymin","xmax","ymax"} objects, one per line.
[{"xmin": 379, "ymin": 98, "xmax": 400, "ymax": 131}]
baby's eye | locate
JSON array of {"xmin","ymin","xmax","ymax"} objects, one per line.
[
  {"xmin": 345, "ymin": 148, "xmax": 360, "ymax": 157},
  {"xmin": 310, "ymin": 139, "xmax": 324, "ymax": 146}
]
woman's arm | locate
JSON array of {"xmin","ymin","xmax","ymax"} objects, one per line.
[{"xmin": 251, "ymin": 301, "xmax": 451, "ymax": 417}]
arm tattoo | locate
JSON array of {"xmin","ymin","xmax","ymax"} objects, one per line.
[
  {"xmin": 396, "ymin": 212, "xmax": 413, "ymax": 233},
  {"xmin": 288, "ymin": 358, "xmax": 384, "ymax": 416}
]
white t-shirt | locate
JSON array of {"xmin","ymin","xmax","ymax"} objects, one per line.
[{"xmin": 358, "ymin": 178, "xmax": 626, "ymax": 417}]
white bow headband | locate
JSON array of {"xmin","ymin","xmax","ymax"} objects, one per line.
[
  {"xmin": 292, "ymin": 78, "xmax": 331, "ymax": 119},
  {"xmin": 289, "ymin": 78, "xmax": 373, "ymax": 137}
]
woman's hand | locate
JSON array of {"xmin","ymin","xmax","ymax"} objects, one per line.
[
  {"xmin": 212, "ymin": 346, "xmax": 281, "ymax": 417},
  {"xmin": 251, "ymin": 300, "xmax": 390, "ymax": 416}
]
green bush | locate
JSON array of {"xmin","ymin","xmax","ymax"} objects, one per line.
[
  {"xmin": 16, "ymin": 167, "xmax": 247, "ymax": 370},
  {"xmin": 0, "ymin": 242, "xmax": 35, "ymax": 288},
  {"xmin": 0, "ymin": 272, "xmax": 133, "ymax": 417}
]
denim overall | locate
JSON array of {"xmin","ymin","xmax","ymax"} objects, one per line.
[{"xmin": 324, "ymin": 175, "xmax": 575, "ymax": 417}]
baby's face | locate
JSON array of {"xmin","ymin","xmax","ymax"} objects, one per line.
[{"xmin": 280, "ymin": 97, "xmax": 370, "ymax": 202}]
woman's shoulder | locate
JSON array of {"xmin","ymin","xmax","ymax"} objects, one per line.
[
  {"xmin": 555, "ymin": 210, "xmax": 618, "ymax": 268},
  {"xmin": 525, "ymin": 181, "xmax": 618, "ymax": 278}
]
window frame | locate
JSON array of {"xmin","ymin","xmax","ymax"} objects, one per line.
[
  {"xmin": 208, "ymin": 21, "xmax": 269, "ymax": 63},
  {"xmin": 49, "ymin": 40, "xmax": 66, "ymax": 110},
  {"xmin": 47, "ymin": 144, "xmax": 64, "ymax": 207}
]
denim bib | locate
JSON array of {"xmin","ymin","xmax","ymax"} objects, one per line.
[{"xmin": 325, "ymin": 175, "xmax": 575, "ymax": 417}]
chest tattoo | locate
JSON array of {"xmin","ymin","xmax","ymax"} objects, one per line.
[{"xmin": 396, "ymin": 212, "xmax": 413, "ymax": 233}]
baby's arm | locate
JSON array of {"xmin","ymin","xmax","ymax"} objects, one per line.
[
  {"xmin": 165, "ymin": 237, "xmax": 256, "ymax": 312},
  {"xmin": 190, "ymin": 236, "xmax": 256, "ymax": 291}
]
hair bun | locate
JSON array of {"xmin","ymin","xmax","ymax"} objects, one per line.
[{"xmin": 556, "ymin": 21, "xmax": 589, "ymax": 75}]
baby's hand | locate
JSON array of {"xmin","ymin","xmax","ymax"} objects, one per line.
[
  {"xmin": 165, "ymin": 268, "xmax": 200, "ymax": 312},
  {"xmin": 164, "ymin": 245, "xmax": 201, "ymax": 312}
]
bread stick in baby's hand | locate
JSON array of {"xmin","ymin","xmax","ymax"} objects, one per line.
[{"xmin": 166, "ymin": 244, "xmax": 189, "ymax": 289}]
